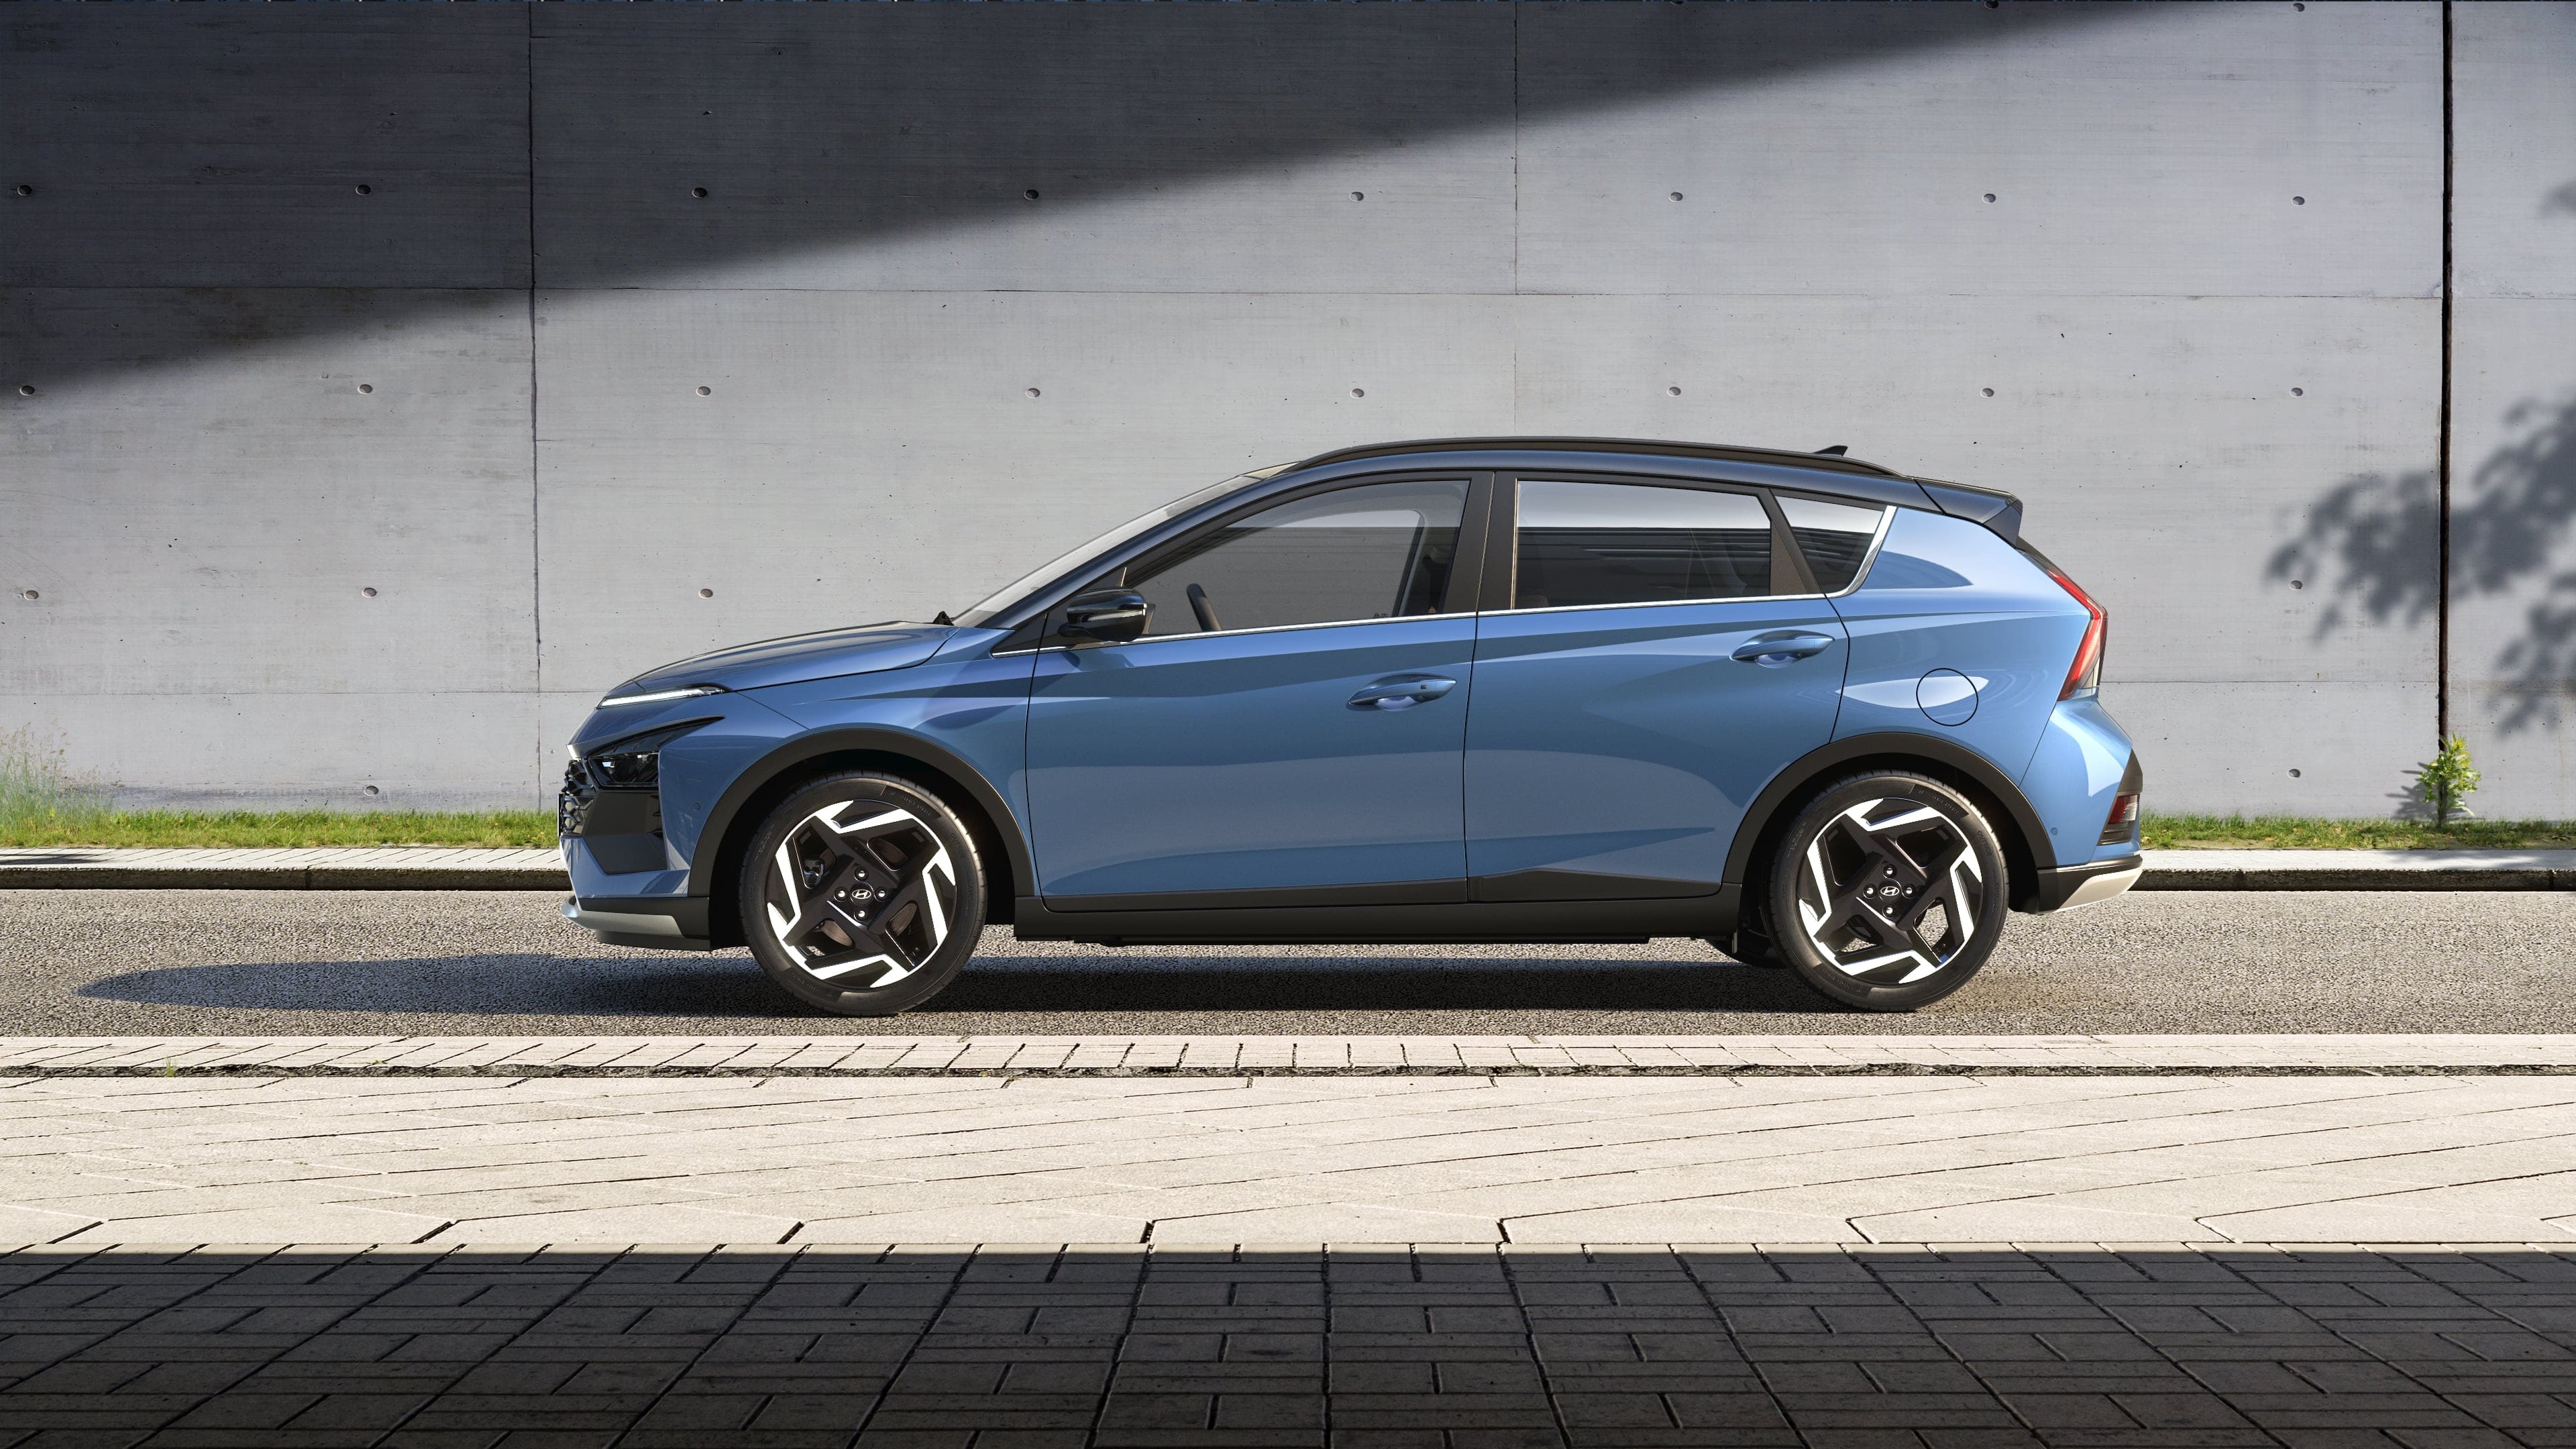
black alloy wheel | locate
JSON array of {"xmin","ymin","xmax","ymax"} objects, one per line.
[
  {"xmin": 739, "ymin": 771, "xmax": 984, "ymax": 1016},
  {"xmin": 1764, "ymin": 771, "xmax": 2008, "ymax": 1011}
]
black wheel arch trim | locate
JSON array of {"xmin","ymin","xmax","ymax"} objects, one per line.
[
  {"xmin": 1723, "ymin": 731, "xmax": 2059, "ymax": 897},
  {"xmin": 685, "ymin": 727, "xmax": 1032, "ymax": 921}
]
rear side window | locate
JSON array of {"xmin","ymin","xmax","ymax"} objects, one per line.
[
  {"xmin": 1126, "ymin": 478, "xmax": 1467, "ymax": 636},
  {"xmin": 1778, "ymin": 496, "xmax": 1886, "ymax": 592},
  {"xmin": 1513, "ymin": 480, "xmax": 1772, "ymax": 608}
]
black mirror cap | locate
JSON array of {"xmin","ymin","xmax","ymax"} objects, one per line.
[{"xmin": 1059, "ymin": 590, "xmax": 1152, "ymax": 642}]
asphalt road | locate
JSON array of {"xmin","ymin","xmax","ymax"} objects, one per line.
[{"xmin": 1, "ymin": 887, "xmax": 2571, "ymax": 1036}]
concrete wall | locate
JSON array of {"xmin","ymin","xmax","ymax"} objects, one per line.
[{"xmin": 0, "ymin": 2, "xmax": 2556, "ymax": 820}]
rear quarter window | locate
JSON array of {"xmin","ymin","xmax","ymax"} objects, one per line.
[{"xmin": 1778, "ymin": 496, "xmax": 1888, "ymax": 592}]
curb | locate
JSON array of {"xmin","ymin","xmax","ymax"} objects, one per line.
[
  {"xmin": 2135, "ymin": 865, "xmax": 2576, "ymax": 891},
  {"xmin": 17, "ymin": 1061, "xmax": 2576, "ymax": 1080},
  {"xmin": 3, "ymin": 853, "xmax": 2573, "ymax": 892},
  {"xmin": 0, "ymin": 865, "xmax": 566, "ymax": 891}
]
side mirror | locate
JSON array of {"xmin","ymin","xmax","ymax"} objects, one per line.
[{"xmin": 1059, "ymin": 589, "xmax": 1151, "ymax": 643}]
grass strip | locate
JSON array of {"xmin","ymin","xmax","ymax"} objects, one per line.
[
  {"xmin": 2143, "ymin": 814, "xmax": 2576, "ymax": 851},
  {"xmin": 0, "ymin": 810, "xmax": 557, "ymax": 849}
]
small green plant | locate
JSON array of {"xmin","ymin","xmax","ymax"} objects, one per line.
[
  {"xmin": 2413, "ymin": 734, "xmax": 2482, "ymax": 828},
  {"xmin": 0, "ymin": 725, "xmax": 112, "ymax": 834}
]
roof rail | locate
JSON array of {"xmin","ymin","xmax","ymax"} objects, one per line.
[{"xmin": 1289, "ymin": 437, "xmax": 1906, "ymax": 480}]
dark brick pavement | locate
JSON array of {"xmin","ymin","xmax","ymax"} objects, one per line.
[{"xmin": 1, "ymin": 1243, "xmax": 2573, "ymax": 1447}]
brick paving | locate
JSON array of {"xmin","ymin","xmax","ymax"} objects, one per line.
[
  {"xmin": 7, "ymin": 1071, "xmax": 2576, "ymax": 1247},
  {"xmin": 8, "ymin": 1034, "xmax": 2576, "ymax": 1077},
  {"xmin": 2, "ymin": 1242, "xmax": 2574, "ymax": 1447}
]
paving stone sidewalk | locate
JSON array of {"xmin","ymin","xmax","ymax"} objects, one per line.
[
  {"xmin": 6, "ymin": 1033, "xmax": 2575, "ymax": 1077},
  {"xmin": 8, "ymin": 846, "xmax": 2576, "ymax": 890},
  {"xmin": 6, "ymin": 1069, "xmax": 2576, "ymax": 1247},
  {"xmin": 3, "ymin": 1240, "xmax": 2573, "ymax": 1448}
]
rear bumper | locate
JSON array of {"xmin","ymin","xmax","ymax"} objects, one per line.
[
  {"xmin": 561, "ymin": 895, "xmax": 714, "ymax": 952},
  {"xmin": 2022, "ymin": 854, "xmax": 2144, "ymax": 913}
]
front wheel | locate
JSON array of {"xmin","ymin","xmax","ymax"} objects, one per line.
[
  {"xmin": 1765, "ymin": 771, "xmax": 2008, "ymax": 1012},
  {"xmin": 739, "ymin": 772, "xmax": 984, "ymax": 1016}
]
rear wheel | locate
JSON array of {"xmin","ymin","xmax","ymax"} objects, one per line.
[
  {"xmin": 1765, "ymin": 771, "xmax": 2008, "ymax": 1011},
  {"xmin": 739, "ymin": 772, "xmax": 983, "ymax": 1016}
]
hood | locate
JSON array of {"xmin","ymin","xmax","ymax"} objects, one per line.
[{"xmin": 610, "ymin": 623, "xmax": 955, "ymax": 698}]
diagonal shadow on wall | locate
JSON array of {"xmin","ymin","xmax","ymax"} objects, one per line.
[
  {"xmin": 0, "ymin": 3, "xmax": 2162, "ymax": 388},
  {"xmin": 2267, "ymin": 386, "xmax": 2576, "ymax": 737}
]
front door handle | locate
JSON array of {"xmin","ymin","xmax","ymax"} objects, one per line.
[
  {"xmin": 1349, "ymin": 674, "xmax": 1458, "ymax": 711},
  {"xmin": 1731, "ymin": 632, "xmax": 1837, "ymax": 667}
]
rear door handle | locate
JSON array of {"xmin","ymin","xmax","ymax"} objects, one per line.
[
  {"xmin": 1349, "ymin": 674, "xmax": 1458, "ymax": 710},
  {"xmin": 1731, "ymin": 632, "xmax": 1837, "ymax": 667}
]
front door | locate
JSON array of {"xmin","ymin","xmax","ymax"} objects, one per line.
[
  {"xmin": 1464, "ymin": 476, "xmax": 1860, "ymax": 899},
  {"xmin": 1027, "ymin": 476, "xmax": 1479, "ymax": 904}
]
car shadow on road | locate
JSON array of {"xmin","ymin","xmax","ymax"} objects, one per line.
[{"xmin": 72, "ymin": 951, "xmax": 1837, "ymax": 1016}]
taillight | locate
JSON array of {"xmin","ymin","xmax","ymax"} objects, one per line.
[{"xmin": 2041, "ymin": 565, "xmax": 2106, "ymax": 698}]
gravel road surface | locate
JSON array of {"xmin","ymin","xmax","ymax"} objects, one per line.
[{"xmin": 2, "ymin": 888, "xmax": 2570, "ymax": 1036}]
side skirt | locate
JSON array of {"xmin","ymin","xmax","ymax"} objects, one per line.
[{"xmin": 1011, "ymin": 888, "xmax": 1739, "ymax": 946}]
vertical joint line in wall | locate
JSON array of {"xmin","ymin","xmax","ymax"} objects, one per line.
[
  {"xmin": 2436, "ymin": 0, "xmax": 2454, "ymax": 745},
  {"xmin": 526, "ymin": 5, "xmax": 543, "ymax": 708},
  {"xmin": 1510, "ymin": 4, "xmax": 1521, "ymax": 414}
]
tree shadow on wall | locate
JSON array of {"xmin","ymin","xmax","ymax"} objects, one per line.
[{"xmin": 2267, "ymin": 388, "xmax": 2576, "ymax": 738}]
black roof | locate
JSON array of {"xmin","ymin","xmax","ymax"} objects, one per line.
[
  {"xmin": 1286, "ymin": 437, "xmax": 2023, "ymax": 542},
  {"xmin": 1294, "ymin": 436, "xmax": 1906, "ymax": 480}
]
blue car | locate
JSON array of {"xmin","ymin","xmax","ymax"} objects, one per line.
[{"xmin": 558, "ymin": 439, "xmax": 2143, "ymax": 1015}]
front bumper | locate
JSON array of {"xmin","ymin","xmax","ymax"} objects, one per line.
[
  {"xmin": 2022, "ymin": 853, "xmax": 2144, "ymax": 913},
  {"xmin": 561, "ymin": 894, "xmax": 714, "ymax": 952}
]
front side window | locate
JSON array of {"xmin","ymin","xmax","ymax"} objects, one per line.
[
  {"xmin": 1126, "ymin": 478, "xmax": 1468, "ymax": 637},
  {"xmin": 1513, "ymin": 480, "xmax": 1772, "ymax": 609},
  {"xmin": 1778, "ymin": 496, "xmax": 1887, "ymax": 592}
]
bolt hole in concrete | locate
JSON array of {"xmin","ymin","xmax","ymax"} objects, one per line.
[
  {"xmin": 1670, "ymin": 191, "xmax": 1684, "ymax": 201},
  {"xmin": 2292, "ymin": 386, "xmax": 2304, "ymax": 396},
  {"xmin": 1350, "ymin": 387, "xmax": 1365, "ymax": 398},
  {"xmin": 1982, "ymin": 387, "xmax": 1995, "ymax": 396},
  {"xmin": 354, "ymin": 184, "xmax": 370, "ymax": 195},
  {"xmin": 699, "ymin": 588, "xmax": 714, "ymax": 598},
  {"xmin": 2292, "ymin": 579, "xmax": 2304, "ymax": 590},
  {"xmin": 1352, "ymin": 191, "xmax": 1364, "ymax": 201},
  {"xmin": 1024, "ymin": 188, "xmax": 1039, "ymax": 200},
  {"xmin": 16, "ymin": 384, "xmax": 31, "ymax": 396},
  {"xmin": 1984, "ymin": 193, "xmax": 1996, "ymax": 202},
  {"xmin": 357, "ymin": 383, "xmax": 372, "ymax": 394},
  {"xmin": 361, "ymin": 587, "xmax": 376, "ymax": 598},
  {"xmin": 19, "ymin": 590, "xmax": 36, "ymax": 602},
  {"xmin": 696, "ymin": 386, "xmax": 710, "ymax": 396},
  {"xmin": 2290, "ymin": 768, "xmax": 2303, "ymax": 778},
  {"xmin": 692, "ymin": 186, "xmax": 708, "ymax": 199},
  {"xmin": 1667, "ymin": 386, "xmax": 1682, "ymax": 396},
  {"xmin": 1026, "ymin": 387, "xmax": 1040, "ymax": 398},
  {"xmin": 11, "ymin": 184, "xmax": 29, "ymax": 197},
  {"xmin": 2294, "ymin": 195, "xmax": 2306, "ymax": 205},
  {"xmin": 361, "ymin": 786, "xmax": 380, "ymax": 797}
]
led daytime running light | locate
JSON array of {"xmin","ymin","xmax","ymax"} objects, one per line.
[{"xmin": 598, "ymin": 685, "xmax": 723, "ymax": 708}]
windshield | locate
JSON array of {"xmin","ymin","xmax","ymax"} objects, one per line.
[{"xmin": 953, "ymin": 466, "xmax": 1288, "ymax": 627}]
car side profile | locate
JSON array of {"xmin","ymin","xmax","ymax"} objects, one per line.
[{"xmin": 558, "ymin": 439, "xmax": 2144, "ymax": 1015}]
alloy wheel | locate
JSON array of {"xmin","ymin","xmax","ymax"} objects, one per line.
[
  {"xmin": 761, "ymin": 800, "xmax": 957, "ymax": 989},
  {"xmin": 1790, "ymin": 796, "xmax": 1987, "ymax": 985}
]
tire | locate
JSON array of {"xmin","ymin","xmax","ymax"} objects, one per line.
[
  {"xmin": 739, "ymin": 771, "xmax": 985, "ymax": 1016},
  {"xmin": 1764, "ymin": 771, "xmax": 2008, "ymax": 1012}
]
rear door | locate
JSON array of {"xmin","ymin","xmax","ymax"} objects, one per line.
[{"xmin": 1462, "ymin": 474, "xmax": 1854, "ymax": 900}]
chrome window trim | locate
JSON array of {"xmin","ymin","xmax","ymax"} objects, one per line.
[
  {"xmin": 1814, "ymin": 500, "xmax": 1897, "ymax": 599},
  {"xmin": 993, "ymin": 503, "xmax": 1902, "ymax": 650}
]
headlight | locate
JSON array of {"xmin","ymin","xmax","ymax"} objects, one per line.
[
  {"xmin": 597, "ymin": 684, "xmax": 725, "ymax": 708},
  {"xmin": 578, "ymin": 720, "xmax": 710, "ymax": 793}
]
